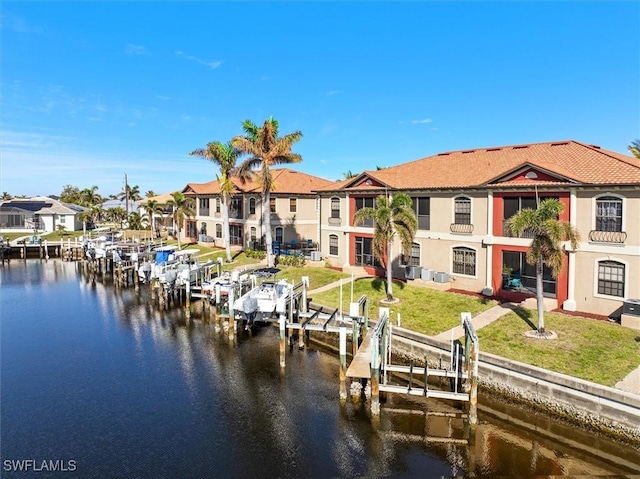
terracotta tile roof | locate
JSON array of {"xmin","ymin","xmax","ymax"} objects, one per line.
[
  {"xmin": 318, "ymin": 140, "xmax": 640, "ymax": 191},
  {"xmin": 181, "ymin": 168, "xmax": 333, "ymax": 196},
  {"xmin": 139, "ymin": 192, "xmax": 177, "ymax": 204}
]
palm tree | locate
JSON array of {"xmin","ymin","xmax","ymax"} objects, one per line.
[
  {"xmin": 127, "ymin": 211, "xmax": 147, "ymax": 231},
  {"xmin": 167, "ymin": 192, "xmax": 195, "ymax": 249},
  {"xmin": 79, "ymin": 186, "xmax": 102, "ymax": 207},
  {"xmin": 145, "ymin": 190, "xmax": 157, "ymax": 198},
  {"xmin": 190, "ymin": 141, "xmax": 245, "ymax": 262},
  {"xmin": 231, "ymin": 117, "xmax": 303, "ymax": 267},
  {"xmin": 353, "ymin": 193, "xmax": 417, "ymax": 301},
  {"xmin": 628, "ymin": 139, "xmax": 640, "ymax": 159},
  {"xmin": 144, "ymin": 199, "xmax": 165, "ymax": 235},
  {"xmin": 2, "ymin": 192, "xmax": 13, "ymax": 200},
  {"xmin": 506, "ymin": 198, "xmax": 580, "ymax": 335},
  {"xmin": 343, "ymin": 170, "xmax": 357, "ymax": 179},
  {"xmin": 106, "ymin": 207, "xmax": 127, "ymax": 229}
]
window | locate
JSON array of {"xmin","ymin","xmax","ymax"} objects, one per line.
[
  {"xmin": 598, "ymin": 261, "xmax": 625, "ymax": 297},
  {"xmin": 215, "ymin": 198, "xmax": 221, "ymax": 214},
  {"xmin": 331, "ymin": 197, "xmax": 341, "ymax": 218},
  {"xmin": 249, "ymin": 198, "xmax": 256, "ymax": 215},
  {"xmin": 403, "ymin": 243, "xmax": 420, "ymax": 266},
  {"xmin": 186, "ymin": 221, "xmax": 197, "ymax": 238},
  {"xmin": 452, "ymin": 247, "xmax": 476, "ymax": 276},
  {"xmin": 230, "ymin": 198, "xmax": 242, "ymax": 219},
  {"xmin": 329, "ymin": 234, "xmax": 339, "ymax": 256},
  {"xmin": 199, "ymin": 198, "xmax": 210, "ymax": 216},
  {"xmin": 595, "ymin": 196, "xmax": 622, "ymax": 232},
  {"xmin": 215, "ymin": 224, "xmax": 222, "ymax": 238},
  {"xmin": 275, "ymin": 227, "xmax": 283, "ymax": 244},
  {"xmin": 250, "ymin": 227, "xmax": 257, "ymax": 243},
  {"xmin": 200, "ymin": 222, "xmax": 207, "ymax": 235},
  {"xmin": 58, "ymin": 215, "xmax": 66, "ymax": 224},
  {"xmin": 454, "ymin": 197, "xmax": 471, "ymax": 225},
  {"xmin": 270, "ymin": 198, "xmax": 276, "ymax": 213},
  {"xmin": 412, "ymin": 197, "xmax": 430, "ymax": 230},
  {"xmin": 354, "ymin": 197, "xmax": 375, "ymax": 227},
  {"xmin": 289, "ymin": 198, "xmax": 297, "ymax": 213}
]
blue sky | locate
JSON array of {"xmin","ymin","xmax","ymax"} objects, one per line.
[{"xmin": 2, "ymin": 1, "xmax": 638, "ymax": 198}]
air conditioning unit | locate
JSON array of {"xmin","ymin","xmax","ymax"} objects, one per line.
[
  {"xmin": 310, "ymin": 251, "xmax": 322, "ymax": 261},
  {"xmin": 434, "ymin": 272, "xmax": 449, "ymax": 283},
  {"xmin": 421, "ymin": 268, "xmax": 435, "ymax": 281},
  {"xmin": 405, "ymin": 266, "xmax": 422, "ymax": 280},
  {"xmin": 623, "ymin": 299, "xmax": 640, "ymax": 317}
]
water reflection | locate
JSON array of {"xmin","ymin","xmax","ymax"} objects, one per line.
[{"xmin": 1, "ymin": 260, "xmax": 638, "ymax": 478}]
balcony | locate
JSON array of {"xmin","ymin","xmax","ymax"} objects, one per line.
[
  {"xmin": 200, "ymin": 208, "xmax": 210, "ymax": 217},
  {"xmin": 417, "ymin": 215, "xmax": 430, "ymax": 230},
  {"xmin": 328, "ymin": 216, "xmax": 342, "ymax": 226},
  {"xmin": 588, "ymin": 230, "xmax": 627, "ymax": 244},
  {"xmin": 450, "ymin": 223, "xmax": 474, "ymax": 234},
  {"xmin": 502, "ymin": 220, "xmax": 536, "ymax": 239}
]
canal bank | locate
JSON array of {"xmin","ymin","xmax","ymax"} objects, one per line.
[{"xmin": 306, "ymin": 281, "xmax": 640, "ymax": 446}]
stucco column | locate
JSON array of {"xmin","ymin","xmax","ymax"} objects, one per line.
[
  {"xmin": 343, "ymin": 232, "xmax": 350, "ymax": 268},
  {"xmin": 484, "ymin": 190, "xmax": 494, "ymax": 295},
  {"xmin": 563, "ymin": 188, "xmax": 577, "ymax": 311}
]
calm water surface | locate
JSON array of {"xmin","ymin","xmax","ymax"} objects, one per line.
[{"xmin": 1, "ymin": 260, "xmax": 639, "ymax": 478}]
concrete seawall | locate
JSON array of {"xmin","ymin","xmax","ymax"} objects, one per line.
[{"xmin": 390, "ymin": 325, "xmax": 640, "ymax": 443}]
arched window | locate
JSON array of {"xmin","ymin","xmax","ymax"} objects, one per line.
[
  {"xmin": 275, "ymin": 227, "xmax": 283, "ymax": 244},
  {"xmin": 595, "ymin": 196, "xmax": 623, "ymax": 232},
  {"xmin": 454, "ymin": 196, "xmax": 471, "ymax": 225},
  {"xmin": 200, "ymin": 222, "xmax": 207, "ymax": 235},
  {"xmin": 452, "ymin": 247, "xmax": 476, "ymax": 276},
  {"xmin": 215, "ymin": 224, "xmax": 222, "ymax": 238},
  {"xmin": 249, "ymin": 198, "xmax": 256, "ymax": 215},
  {"xmin": 250, "ymin": 227, "xmax": 257, "ymax": 242},
  {"xmin": 330, "ymin": 197, "xmax": 340, "ymax": 218},
  {"xmin": 329, "ymin": 234, "xmax": 339, "ymax": 256},
  {"xmin": 597, "ymin": 260, "xmax": 625, "ymax": 297}
]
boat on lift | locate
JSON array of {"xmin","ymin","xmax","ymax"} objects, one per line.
[{"xmin": 232, "ymin": 267, "xmax": 295, "ymax": 328}]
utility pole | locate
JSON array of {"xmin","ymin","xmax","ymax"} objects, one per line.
[{"xmin": 124, "ymin": 173, "xmax": 129, "ymax": 215}]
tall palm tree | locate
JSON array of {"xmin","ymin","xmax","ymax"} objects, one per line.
[
  {"xmin": 127, "ymin": 211, "xmax": 147, "ymax": 231},
  {"xmin": 231, "ymin": 117, "xmax": 303, "ymax": 267},
  {"xmin": 167, "ymin": 192, "xmax": 195, "ymax": 249},
  {"xmin": 144, "ymin": 199, "xmax": 165, "ymax": 234},
  {"xmin": 2, "ymin": 192, "xmax": 13, "ymax": 200},
  {"xmin": 145, "ymin": 190, "xmax": 157, "ymax": 198},
  {"xmin": 628, "ymin": 139, "xmax": 640, "ymax": 159},
  {"xmin": 353, "ymin": 193, "xmax": 417, "ymax": 301},
  {"xmin": 506, "ymin": 198, "xmax": 580, "ymax": 335},
  {"xmin": 106, "ymin": 207, "xmax": 127, "ymax": 229},
  {"xmin": 190, "ymin": 141, "xmax": 242, "ymax": 263},
  {"xmin": 343, "ymin": 170, "xmax": 357, "ymax": 179}
]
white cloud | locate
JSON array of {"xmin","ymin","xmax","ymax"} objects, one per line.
[
  {"xmin": 325, "ymin": 90, "xmax": 343, "ymax": 96},
  {"xmin": 125, "ymin": 44, "xmax": 148, "ymax": 55},
  {"xmin": 175, "ymin": 50, "xmax": 222, "ymax": 69},
  {"xmin": 411, "ymin": 118, "xmax": 432, "ymax": 124}
]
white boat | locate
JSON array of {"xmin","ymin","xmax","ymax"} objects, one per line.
[{"xmin": 233, "ymin": 268, "xmax": 295, "ymax": 326}]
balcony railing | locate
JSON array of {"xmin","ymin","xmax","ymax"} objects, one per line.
[
  {"xmin": 588, "ymin": 230, "xmax": 627, "ymax": 244},
  {"xmin": 355, "ymin": 253, "xmax": 379, "ymax": 267},
  {"xmin": 328, "ymin": 216, "xmax": 342, "ymax": 226},
  {"xmin": 417, "ymin": 215, "xmax": 430, "ymax": 230},
  {"xmin": 200, "ymin": 208, "xmax": 210, "ymax": 217},
  {"xmin": 502, "ymin": 220, "xmax": 536, "ymax": 239},
  {"xmin": 450, "ymin": 223, "xmax": 474, "ymax": 234}
]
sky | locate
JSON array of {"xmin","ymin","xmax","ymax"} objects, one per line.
[{"xmin": 1, "ymin": 1, "xmax": 639, "ymax": 199}]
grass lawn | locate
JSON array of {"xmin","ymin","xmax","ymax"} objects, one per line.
[
  {"xmin": 311, "ymin": 277, "xmax": 498, "ymax": 336},
  {"xmin": 274, "ymin": 266, "xmax": 351, "ymax": 290},
  {"xmin": 478, "ymin": 308, "xmax": 640, "ymax": 386}
]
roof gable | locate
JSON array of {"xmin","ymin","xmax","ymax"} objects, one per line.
[{"xmin": 486, "ymin": 164, "xmax": 577, "ymax": 186}]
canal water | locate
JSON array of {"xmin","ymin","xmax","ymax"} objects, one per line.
[{"xmin": 1, "ymin": 260, "xmax": 638, "ymax": 478}]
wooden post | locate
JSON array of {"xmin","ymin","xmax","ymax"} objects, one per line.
[
  {"xmin": 227, "ymin": 287, "xmax": 235, "ymax": 341},
  {"xmin": 370, "ymin": 331, "xmax": 380, "ymax": 416},
  {"xmin": 339, "ymin": 325, "xmax": 347, "ymax": 401},
  {"xmin": 469, "ymin": 339, "xmax": 479, "ymax": 425},
  {"xmin": 279, "ymin": 313, "xmax": 286, "ymax": 369},
  {"xmin": 185, "ymin": 280, "xmax": 191, "ymax": 319}
]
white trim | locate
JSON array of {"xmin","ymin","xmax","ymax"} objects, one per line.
[
  {"xmin": 593, "ymin": 256, "xmax": 628, "ymax": 301},
  {"xmin": 450, "ymin": 244, "xmax": 479, "ymax": 279}
]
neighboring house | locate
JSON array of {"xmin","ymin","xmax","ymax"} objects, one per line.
[
  {"xmin": 180, "ymin": 168, "xmax": 334, "ymax": 249},
  {"xmin": 138, "ymin": 192, "xmax": 176, "ymax": 234},
  {"xmin": 101, "ymin": 198, "xmax": 140, "ymax": 214},
  {"xmin": 0, "ymin": 196, "xmax": 87, "ymax": 233},
  {"xmin": 314, "ymin": 140, "xmax": 640, "ymax": 318}
]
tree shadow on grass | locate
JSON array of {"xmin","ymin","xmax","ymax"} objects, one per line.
[
  {"xmin": 513, "ymin": 307, "xmax": 537, "ymax": 331},
  {"xmin": 370, "ymin": 277, "xmax": 405, "ymax": 293}
]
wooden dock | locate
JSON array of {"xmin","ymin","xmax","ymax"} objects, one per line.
[{"xmin": 346, "ymin": 332, "xmax": 372, "ymax": 379}]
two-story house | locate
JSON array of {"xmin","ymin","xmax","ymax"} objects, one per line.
[
  {"xmin": 315, "ymin": 140, "xmax": 640, "ymax": 318},
  {"xmin": 181, "ymin": 168, "xmax": 334, "ymax": 250}
]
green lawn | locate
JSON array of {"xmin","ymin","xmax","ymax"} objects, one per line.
[
  {"xmin": 275, "ymin": 266, "xmax": 351, "ymax": 289},
  {"xmin": 478, "ymin": 308, "xmax": 640, "ymax": 386},
  {"xmin": 311, "ymin": 277, "xmax": 498, "ymax": 336}
]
